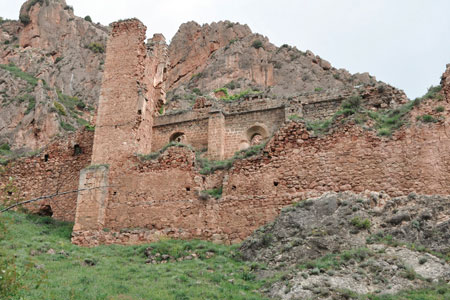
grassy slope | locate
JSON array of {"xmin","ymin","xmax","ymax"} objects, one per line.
[
  {"xmin": 0, "ymin": 211, "xmax": 268, "ymax": 300},
  {"xmin": 0, "ymin": 211, "xmax": 448, "ymax": 300}
]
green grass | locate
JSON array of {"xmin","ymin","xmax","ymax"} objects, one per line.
[
  {"xmin": 24, "ymin": 96, "xmax": 36, "ymax": 115},
  {"xmin": 197, "ymin": 143, "xmax": 266, "ymax": 175},
  {"xmin": 202, "ymin": 187, "xmax": 223, "ymax": 199},
  {"xmin": 213, "ymin": 87, "xmax": 262, "ymax": 102},
  {"xmin": 56, "ymin": 90, "xmax": 85, "ymax": 112},
  {"xmin": 60, "ymin": 121, "xmax": 75, "ymax": 132},
  {"xmin": 1, "ymin": 212, "xmax": 448, "ymax": 300},
  {"xmin": 139, "ymin": 142, "xmax": 193, "ymax": 161},
  {"xmin": 364, "ymin": 284, "xmax": 449, "ymax": 300},
  {"xmin": 416, "ymin": 114, "xmax": 438, "ymax": 123},
  {"xmin": 0, "ymin": 63, "xmax": 38, "ymax": 87},
  {"xmin": 297, "ymin": 247, "xmax": 373, "ymax": 271},
  {"xmin": 0, "ymin": 211, "xmax": 269, "ymax": 300}
]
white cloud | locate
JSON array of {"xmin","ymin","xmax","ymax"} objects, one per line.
[{"xmin": 1, "ymin": 0, "xmax": 449, "ymax": 98}]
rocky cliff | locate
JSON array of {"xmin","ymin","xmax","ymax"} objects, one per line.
[
  {"xmin": 0, "ymin": 0, "xmax": 409, "ymax": 152},
  {"xmin": 0, "ymin": 0, "xmax": 107, "ymax": 151},
  {"xmin": 165, "ymin": 21, "xmax": 407, "ymax": 112}
]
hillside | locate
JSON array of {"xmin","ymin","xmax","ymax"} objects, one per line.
[
  {"xmin": 0, "ymin": 0, "xmax": 107, "ymax": 151},
  {"xmin": 240, "ymin": 192, "xmax": 450, "ymax": 299},
  {"xmin": 0, "ymin": 0, "xmax": 407, "ymax": 152},
  {"xmin": 0, "ymin": 195, "xmax": 449, "ymax": 299}
]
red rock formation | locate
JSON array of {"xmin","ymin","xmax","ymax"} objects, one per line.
[
  {"xmin": 167, "ymin": 21, "xmax": 252, "ymax": 90},
  {"xmin": 441, "ymin": 64, "xmax": 450, "ymax": 102}
]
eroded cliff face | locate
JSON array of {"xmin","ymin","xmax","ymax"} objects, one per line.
[
  {"xmin": 0, "ymin": 0, "xmax": 411, "ymax": 151},
  {"xmin": 441, "ymin": 64, "xmax": 450, "ymax": 101},
  {"xmin": 0, "ymin": 0, "xmax": 107, "ymax": 151},
  {"xmin": 165, "ymin": 21, "xmax": 407, "ymax": 112}
]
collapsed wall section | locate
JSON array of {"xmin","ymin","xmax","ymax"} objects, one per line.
[{"xmin": 0, "ymin": 130, "xmax": 94, "ymax": 221}]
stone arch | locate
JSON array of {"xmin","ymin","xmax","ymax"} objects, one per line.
[
  {"xmin": 38, "ymin": 204, "xmax": 53, "ymax": 217},
  {"xmin": 246, "ymin": 124, "xmax": 269, "ymax": 146},
  {"xmin": 169, "ymin": 132, "xmax": 186, "ymax": 143}
]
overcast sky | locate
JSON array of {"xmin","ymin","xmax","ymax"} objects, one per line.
[{"xmin": 2, "ymin": 0, "xmax": 450, "ymax": 99}]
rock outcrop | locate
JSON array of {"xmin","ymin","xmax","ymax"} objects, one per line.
[
  {"xmin": 0, "ymin": 0, "xmax": 107, "ymax": 150},
  {"xmin": 165, "ymin": 21, "xmax": 407, "ymax": 112},
  {"xmin": 239, "ymin": 192, "xmax": 450, "ymax": 299},
  {"xmin": 441, "ymin": 63, "xmax": 450, "ymax": 102}
]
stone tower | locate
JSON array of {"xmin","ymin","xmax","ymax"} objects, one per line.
[{"xmin": 73, "ymin": 19, "xmax": 167, "ymax": 236}]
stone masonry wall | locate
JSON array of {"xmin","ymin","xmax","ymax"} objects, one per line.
[
  {"xmin": 152, "ymin": 116, "xmax": 209, "ymax": 152},
  {"xmin": 0, "ymin": 130, "xmax": 93, "ymax": 221},
  {"xmin": 91, "ymin": 19, "xmax": 154, "ymax": 166},
  {"xmin": 151, "ymin": 106, "xmax": 285, "ymax": 159},
  {"xmin": 71, "ymin": 96, "xmax": 450, "ymax": 246},
  {"xmin": 223, "ymin": 107, "xmax": 285, "ymax": 158}
]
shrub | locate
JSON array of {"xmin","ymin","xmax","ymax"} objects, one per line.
[
  {"xmin": 377, "ymin": 128, "xmax": 391, "ymax": 136},
  {"xmin": 192, "ymin": 88, "xmax": 201, "ymax": 95},
  {"xmin": 87, "ymin": 42, "xmax": 105, "ymax": 54},
  {"xmin": 24, "ymin": 96, "xmax": 36, "ymax": 115},
  {"xmin": 19, "ymin": 15, "xmax": 31, "ymax": 25},
  {"xmin": 417, "ymin": 114, "xmax": 437, "ymax": 123},
  {"xmin": 60, "ymin": 121, "xmax": 75, "ymax": 131},
  {"xmin": 288, "ymin": 114, "xmax": 301, "ymax": 121},
  {"xmin": 306, "ymin": 119, "xmax": 331, "ymax": 135},
  {"xmin": 251, "ymin": 40, "xmax": 263, "ymax": 49},
  {"xmin": 54, "ymin": 57, "xmax": 63, "ymax": 64},
  {"xmin": 314, "ymin": 87, "xmax": 323, "ymax": 92},
  {"xmin": 341, "ymin": 95, "xmax": 361, "ymax": 110},
  {"xmin": 85, "ymin": 124, "xmax": 95, "ymax": 132},
  {"xmin": 435, "ymin": 106, "xmax": 444, "ymax": 113},
  {"xmin": 224, "ymin": 81, "xmax": 240, "ymax": 90},
  {"xmin": 53, "ymin": 102, "xmax": 66, "ymax": 116},
  {"xmin": 201, "ymin": 187, "xmax": 222, "ymax": 199},
  {"xmin": 261, "ymin": 233, "xmax": 273, "ymax": 246},
  {"xmin": 0, "ymin": 143, "xmax": 10, "ymax": 152},
  {"xmin": 350, "ymin": 217, "xmax": 371, "ymax": 230},
  {"xmin": 84, "ymin": 15, "xmax": 92, "ymax": 22}
]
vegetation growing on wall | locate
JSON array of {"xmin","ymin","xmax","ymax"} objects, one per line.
[
  {"xmin": 298, "ymin": 85, "xmax": 445, "ymax": 137},
  {"xmin": 214, "ymin": 87, "xmax": 262, "ymax": 102}
]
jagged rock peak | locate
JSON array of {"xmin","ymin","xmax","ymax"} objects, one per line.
[{"xmin": 19, "ymin": 0, "xmax": 70, "ymax": 22}]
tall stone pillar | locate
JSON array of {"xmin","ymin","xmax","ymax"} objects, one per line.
[
  {"xmin": 208, "ymin": 110, "xmax": 225, "ymax": 160},
  {"xmin": 73, "ymin": 19, "xmax": 155, "ymax": 239},
  {"xmin": 91, "ymin": 19, "xmax": 154, "ymax": 166}
]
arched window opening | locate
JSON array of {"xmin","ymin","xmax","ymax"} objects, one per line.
[
  {"xmin": 44, "ymin": 154, "xmax": 49, "ymax": 162},
  {"xmin": 170, "ymin": 132, "xmax": 185, "ymax": 143},
  {"xmin": 250, "ymin": 133, "xmax": 263, "ymax": 146},
  {"xmin": 38, "ymin": 205, "xmax": 53, "ymax": 217},
  {"xmin": 246, "ymin": 125, "xmax": 269, "ymax": 146}
]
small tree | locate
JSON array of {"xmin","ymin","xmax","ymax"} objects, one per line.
[
  {"xmin": 252, "ymin": 40, "xmax": 263, "ymax": 49},
  {"xmin": 84, "ymin": 15, "xmax": 92, "ymax": 22}
]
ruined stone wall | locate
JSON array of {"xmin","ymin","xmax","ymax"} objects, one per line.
[
  {"xmin": 0, "ymin": 130, "xmax": 93, "ymax": 221},
  {"xmin": 302, "ymin": 98, "xmax": 344, "ymax": 120},
  {"xmin": 91, "ymin": 19, "xmax": 154, "ymax": 166},
  {"xmin": 223, "ymin": 107, "xmax": 285, "ymax": 158},
  {"xmin": 152, "ymin": 112, "xmax": 209, "ymax": 151},
  {"xmin": 72, "ymin": 110, "xmax": 450, "ymax": 246}
]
